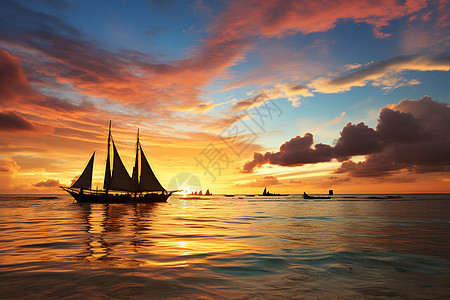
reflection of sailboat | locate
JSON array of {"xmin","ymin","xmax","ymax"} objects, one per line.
[
  {"xmin": 76, "ymin": 203, "xmax": 157, "ymax": 262},
  {"xmin": 61, "ymin": 122, "xmax": 171, "ymax": 203}
]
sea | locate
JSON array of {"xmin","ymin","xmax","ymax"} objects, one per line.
[{"xmin": 0, "ymin": 193, "xmax": 449, "ymax": 299}]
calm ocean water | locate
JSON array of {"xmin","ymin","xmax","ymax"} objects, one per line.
[{"xmin": 0, "ymin": 194, "xmax": 449, "ymax": 299}]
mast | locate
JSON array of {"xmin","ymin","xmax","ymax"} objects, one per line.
[
  {"xmin": 132, "ymin": 129, "xmax": 140, "ymax": 192},
  {"xmin": 103, "ymin": 121, "xmax": 112, "ymax": 193}
]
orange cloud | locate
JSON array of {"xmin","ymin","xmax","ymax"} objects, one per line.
[
  {"xmin": 1, "ymin": 0, "xmax": 430, "ymax": 116},
  {"xmin": 0, "ymin": 111, "xmax": 35, "ymax": 132},
  {"xmin": 0, "ymin": 158, "xmax": 20, "ymax": 174},
  {"xmin": 309, "ymin": 55, "xmax": 450, "ymax": 94},
  {"xmin": 33, "ymin": 179, "xmax": 60, "ymax": 187},
  {"xmin": 209, "ymin": 0, "xmax": 427, "ymax": 42},
  {"xmin": 0, "ymin": 49, "xmax": 34, "ymax": 104}
]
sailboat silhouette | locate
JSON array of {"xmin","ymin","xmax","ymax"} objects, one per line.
[{"xmin": 61, "ymin": 121, "xmax": 171, "ymax": 203}]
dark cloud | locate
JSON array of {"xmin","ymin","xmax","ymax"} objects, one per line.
[
  {"xmin": 330, "ymin": 55, "xmax": 450, "ymax": 86},
  {"xmin": 231, "ymin": 93, "xmax": 269, "ymax": 111},
  {"xmin": 309, "ymin": 55, "xmax": 450, "ymax": 93},
  {"xmin": 327, "ymin": 176, "xmax": 351, "ymax": 183},
  {"xmin": 242, "ymin": 96, "xmax": 450, "ymax": 178},
  {"xmin": 334, "ymin": 122, "xmax": 380, "ymax": 158},
  {"xmin": 0, "ymin": 111, "xmax": 35, "ymax": 132},
  {"xmin": 0, "ymin": 49, "xmax": 33, "ymax": 104},
  {"xmin": 31, "ymin": 97, "xmax": 96, "ymax": 113},
  {"xmin": 376, "ymin": 108, "xmax": 425, "ymax": 145},
  {"xmin": 34, "ymin": 179, "xmax": 60, "ymax": 187},
  {"xmin": 242, "ymin": 133, "xmax": 334, "ymax": 173}
]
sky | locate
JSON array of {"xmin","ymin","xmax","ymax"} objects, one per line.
[{"xmin": 0, "ymin": 0, "xmax": 449, "ymax": 194}]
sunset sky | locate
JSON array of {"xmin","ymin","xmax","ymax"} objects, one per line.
[{"xmin": 0, "ymin": 0, "xmax": 449, "ymax": 194}]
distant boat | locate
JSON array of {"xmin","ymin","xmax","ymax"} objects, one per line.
[
  {"xmin": 303, "ymin": 192, "xmax": 331, "ymax": 199},
  {"xmin": 189, "ymin": 189, "xmax": 212, "ymax": 196},
  {"xmin": 260, "ymin": 188, "xmax": 288, "ymax": 196},
  {"xmin": 224, "ymin": 194, "xmax": 234, "ymax": 197},
  {"xmin": 61, "ymin": 122, "xmax": 172, "ymax": 203}
]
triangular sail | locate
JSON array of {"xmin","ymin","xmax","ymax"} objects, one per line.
[
  {"xmin": 71, "ymin": 152, "xmax": 95, "ymax": 190},
  {"xmin": 139, "ymin": 144, "xmax": 165, "ymax": 192},
  {"xmin": 104, "ymin": 157, "xmax": 111, "ymax": 190},
  {"xmin": 131, "ymin": 130, "xmax": 139, "ymax": 190},
  {"xmin": 109, "ymin": 141, "xmax": 135, "ymax": 191},
  {"xmin": 103, "ymin": 121, "xmax": 112, "ymax": 191}
]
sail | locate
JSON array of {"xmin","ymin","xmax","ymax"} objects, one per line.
[
  {"xmin": 71, "ymin": 152, "xmax": 95, "ymax": 190},
  {"xmin": 104, "ymin": 156, "xmax": 111, "ymax": 190},
  {"xmin": 103, "ymin": 121, "xmax": 112, "ymax": 191},
  {"xmin": 131, "ymin": 157, "xmax": 139, "ymax": 189},
  {"xmin": 109, "ymin": 141, "xmax": 135, "ymax": 191},
  {"xmin": 139, "ymin": 145, "xmax": 165, "ymax": 192},
  {"xmin": 131, "ymin": 130, "xmax": 139, "ymax": 190}
]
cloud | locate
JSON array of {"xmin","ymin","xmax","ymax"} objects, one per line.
[
  {"xmin": 0, "ymin": 48, "xmax": 97, "ymax": 124},
  {"xmin": 334, "ymin": 122, "xmax": 380, "ymax": 158},
  {"xmin": 401, "ymin": 1, "xmax": 450, "ymax": 54},
  {"xmin": 33, "ymin": 179, "xmax": 60, "ymax": 187},
  {"xmin": 242, "ymin": 133, "xmax": 334, "ymax": 172},
  {"xmin": 231, "ymin": 82, "xmax": 314, "ymax": 112},
  {"xmin": 0, "ymin": 111, "xmax": 35, "ymax": 132},
  {"xmin": 289, "ymin": 179, "xmax": 302, "ymax": 184},
  {"xmin": 336, "ymin": 96, "xmax": 450, "ymax": 177},
  {"xmin": 230, "ymin": 54, "xmax": 449, "ymax": 111},
  {"xmin": 209, "ymin": 0, "xmax": 427, "ymax": 42},
  {"xmin": 0, "ymin": 159, "xmax": 20, "ymax": 174},
  {"xmin": 309, "ymin": 55, "xmax": 450, "ymax": 94},
  {"xmin": 332, "ymin": 112, "xmax": 346, "ymax": 124},
  {"xmin": 242, "ymin": 96, "xmax": 450, "ymax": 177},
  {"xmin": 231, "ymin": 93, "xmax": 270, "ymax": 111},
  {"xmin": 0, "ymin": 0, "xmax": 432, "ymax": 116},
  {"xmin": 0, "ymin": 49, "xmax": 34, "ymax": 104},
  {"xmin": 327, "ymin": 176, "xmax": 351, "ymax": 183},
  {"xmin": 236, "ymin": 175, "xmax": 279, "ymax": 187},
  {"xmin": 30, "ymin": 97, "xmax": 96, "ymax": 113}
]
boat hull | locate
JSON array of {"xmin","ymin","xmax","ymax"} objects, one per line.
[
  {"xmin": 63, "ymin": 188, "xmax": 171, "ymax": 203},
  {"xmin": 303, "ymin": 192, "xmax": 331, "ymax": 199}
]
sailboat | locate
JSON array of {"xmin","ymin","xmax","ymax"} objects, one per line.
[
  {"xmin": 260, "ymin": 187, "xmax": 288, "ymax": 196},
  {"xmin": 61, "ymin": 122, "xmax": 172, "ymax": 203}
]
